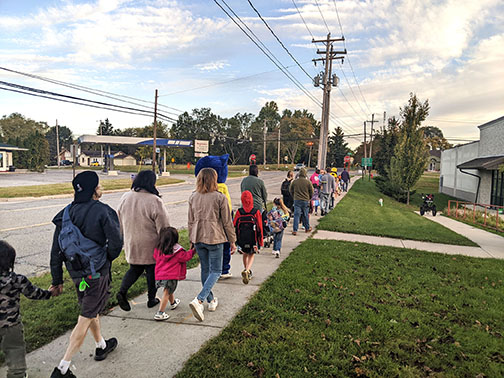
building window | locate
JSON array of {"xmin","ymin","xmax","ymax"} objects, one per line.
[
  {"xmin": 0, "ymin": 152, "xmax": 3, "ymax": 168},
  {"xmin": 491, "ymin": 170, "xmax": 504, "ymax": 206}
]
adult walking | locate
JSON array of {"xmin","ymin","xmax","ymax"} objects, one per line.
[
  {"xmin": 341, "ymin": 168, "xmax": 350, "ymax": 192},
  {"xmin": 49, "ymin": 171, "xmax": 123, "ymax": 378},
  {"xmin": 319, "ymin": 167, "xmax": 336, "ymax": 215},
  {"xmin": 240, "ymin": 164, "xmax": 268, "ymax": 211},
  {"xmin": 188, "ymin": 168, "xmax": 237, "ymax": 322},
  {"xmin": 280, "ymin": 170, "xmax": 294, "ymax": 212},
  {"xmin": 289, "ymin": 168, "xmax": 313, "ymax": 235},
  {"xmin": 116, "ymin": 170, "xmax": 171, "ymax": 312}
]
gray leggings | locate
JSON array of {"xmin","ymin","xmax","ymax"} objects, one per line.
[{"xmin": 1, "ymin": 323, "xmax": 27, "ymax": 378}]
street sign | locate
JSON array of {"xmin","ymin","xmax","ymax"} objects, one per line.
[
  {"xmin": 195, "ymin": 152, "xmax": 208, "ymax": 158},
  {"xmin": 344, "ymin": 155, "xmax": 351, "ymax": 163},
  {"xmin": 194, "ymin": 140, "xmax": 209, "ymax": 153},
  {"xmin": 155, "ymin": 148, "xmax": 160, "ymax": 153},
  {"xmin": 361, "ymin": 158, "xmax": 373, "ymax": 167}
]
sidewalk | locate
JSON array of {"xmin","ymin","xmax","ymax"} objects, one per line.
[{"xmin": 3, "ymin": 204, "xmax": 339, "ymax": 378}]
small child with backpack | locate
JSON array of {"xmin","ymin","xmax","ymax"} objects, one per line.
[
  {"xmin": 234, "ymin": 190, "xmax": 263, "ymax": 284},
  {"xmin": 1, "ymin": 240, "xmax": 55, "ymax": 378},
  {"xmin": 267, "ymin": 198, "xmax": 290, "ymax": 258},
  {"xmin": 153, "ymin": 227, "xmax": 196, "ymax": 321},
  {"xmin": 311, "ymin": 185, "xmax": 320, "ymax": 216}
]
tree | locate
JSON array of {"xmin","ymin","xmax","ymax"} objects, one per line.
[
  {"xmin": 250, "ymin": 102, "xmax": 281, "ymax": 164},
  {"xmin": 15, "ymin": 132, "xmax": 50, "ymax": 171},
  {"xmin": 0, "ymin": 113, "xmax": 48, "ymax": 141},
  {"xmin": 220, "ymin": 113, "xmax": 254, "ymax": 165},
  {"xmin": 388, "ymin": 94, "xmax": 430, "ymax": 204},
  {"xmin": 420, "ymin": 126, "xmax": 452, "ymax": 150},
  {"xmin": 45, "ymin": 125, "xmax": 74, "ymax": 164},
  {"xmin": 374, "ymin": 117, "xmax": 400, "ymax": 176},
  {"xmin": 280, "ymin": 115, "xmax": 314, "ymax": 164},
  {"xmin": 97, "ymin": 118, "xmax": 114, "ymax": 135},
  {"xmin": 327, "ymin": 127, "xmax": 350, "ymax": 167}
]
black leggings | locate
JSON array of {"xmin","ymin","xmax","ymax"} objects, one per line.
[{"xmin": 119, "ymin": 264, "xmax": 156, "ymax": 301}]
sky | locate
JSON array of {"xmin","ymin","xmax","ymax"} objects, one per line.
[{"xmin": 0, "ymin": 0, "xmax": 503, "ymax": 148}]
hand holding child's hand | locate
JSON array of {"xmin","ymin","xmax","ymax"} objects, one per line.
[
  {"xmin": 49, "ymin": 284, "xmax": 63, "ymax": 297},
  {"xmin": 230, "ymin": 243, "xmax": 237, "ymax": 255},
  {"xmin": 253, "ymin": 245, "xmax": 259, "ymax": 254}
]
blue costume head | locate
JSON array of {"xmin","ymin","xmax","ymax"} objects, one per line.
[{"xmin": 195, "ymin": 154, "xmax": 229, "ymax": 184}]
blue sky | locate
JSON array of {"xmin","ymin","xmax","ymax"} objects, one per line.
[{"xmin": 0, "ymin": 0, "xmax": 503, "ymax": 147}]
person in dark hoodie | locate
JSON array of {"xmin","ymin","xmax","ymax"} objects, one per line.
[
  {"xmin": 49, "ymin": 171, "xmax": 123, "ymax": 378},
  {"xmin": 289, "ymin": 168, "xmax": 313, "ymax": 235},
  {"xmin": 233, "ymin": 190, "xmax": 264, "ymax": 284}
]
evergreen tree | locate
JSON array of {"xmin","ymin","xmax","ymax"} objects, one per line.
[
  {"xmin": 327, "ymin": 127, "xmax": 350, "ymax": 167},
  {"xmin": 388, "ymin": 94, "xmax": 430, "ymax": 204},
  {"xmin": 374, "ymin": 117, "xmax": 400, "ymax": 176},
  {"xmin": 97, "ymin": 118, "xmax": 114, "ymax": 135}
]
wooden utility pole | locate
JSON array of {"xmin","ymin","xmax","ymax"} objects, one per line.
[
  {"xmin": 312, "ymin": 34, "xmax": 346, "ymax": 170},
  {"xmin": 152, "ymin": 89, "xmax": 158, "ymax": 173},
  {"xmin": 382, "ymin": 111, "xmax": 386, "ymax": 133},
  {"xmin": 55, "ymin": 119, "xmax": 60, "ymax": 167},
  {"xmin": 263, "ymin": 119, "xmax": 267, "ymax": 168},
  {"xmin": 367, "ymin": 113, "xmax": 379, "ymax": 180},
  {"xmin": 277, "ymin": 125, "xmax": 281, "ymax": 168},
  {"xmin": 363, "ymin": 121, "xmax": 367, "ymax": 179}
]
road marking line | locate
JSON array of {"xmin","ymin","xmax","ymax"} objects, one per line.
[
  {"xmin": 0, "ymin": 222, "xmax": 52, "ymax": 232},
  {"xmin": 0, "ymin": 204, "xmax": 63, "ymax": 213}
]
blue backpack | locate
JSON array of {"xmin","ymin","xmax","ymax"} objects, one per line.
[{"xmin": 58, "ymin": 203, "xmax": 107, "ymax": 277}]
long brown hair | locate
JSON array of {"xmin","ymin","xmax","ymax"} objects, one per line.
[
  {"xmin": 274, "ymin": 197, "xmax": 289, "ymax": 214},
  {"xmin": 196, "ymin": 168, "xmax": 218, "ymax": 193},
  {"xmin": 156, "ymin": 227, "xmax": 179, "ymax": 255}
]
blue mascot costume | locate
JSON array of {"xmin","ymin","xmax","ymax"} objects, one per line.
[{"xmin": 195, "ymin": 154, "xmax": 233, "ymax": 279}]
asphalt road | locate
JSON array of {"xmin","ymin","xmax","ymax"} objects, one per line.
[{"xmin": 0, "ymin": 170, "xmax": 286, "ymax": 277}]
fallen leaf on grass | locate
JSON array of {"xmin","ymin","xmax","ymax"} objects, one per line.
[
  {"xmin": 294, "ymin": 289, "xmax": 301, "ymax": 293},
  {"xmin": 325, "ymin": 319, "xmax": 331, "ymax": 326},
  {"xmin": 247, "ymin": 362, "xmax": 254, "ymax": 367},
  {"xmin": 366, "ymin": 325, "xmax": 373, "ymax": 333},
  {"xmin": 352, "ymin": 355, "xmax": 361, "ymax": 362},
  {"xmin": 242, "ymin": 330, "xmax": 253, "ymax": 338},
  {"xmin": 355, "ymin": 367, "xmax": 366, "ymax": 376},
  {"xmin": 354, "ymin": 339, "xmax": 361, "ymax": 347}
]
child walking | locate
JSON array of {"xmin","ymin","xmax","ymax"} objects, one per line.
[
  {"xmin": 311, "ymin": 185, "xmax": 320, "ymax": 216},
  {"xmin": 1, "ymin": 240, "xmax": 55, "ymax": 378},
  {"xmin": 268, "ymin": 198, "xmax": 290, "ymax": 258},
  {"xmin": 153, "ymin": 227, "xmax": 196, "ymax": 321},
  {"xmin": 234, "ymin": 190, "xmax": 263, "ymax": 284}
]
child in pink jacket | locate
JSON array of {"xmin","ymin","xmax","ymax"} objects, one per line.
[{"xmin": 153, "ymin": 227, "xmax": 196, "ymax": 321}]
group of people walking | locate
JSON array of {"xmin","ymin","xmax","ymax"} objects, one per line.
[{"xmin": 0, "ymin": 162, "xmax": 349, "ymax": 378}]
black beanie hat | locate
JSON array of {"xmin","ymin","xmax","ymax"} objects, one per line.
[{"xmin": 72, "ymin": 171, "xmax": 99, "ymax": 203}]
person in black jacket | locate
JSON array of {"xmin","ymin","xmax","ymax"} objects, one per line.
[
  {"xmin": 280, "ymin": 170, "xmax": 294, "ymax": 213},
  {"xmin": 49, "ymin": 171, "xmax": 123, "ymax": 378}
]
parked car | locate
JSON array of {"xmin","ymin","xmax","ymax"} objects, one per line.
[
  {"xmin": 143, "ymin": 158, "xmax": 153, "ymax": 165},
  {"xmin": 61, "ymin": 160, "xmax": 72, "ymax": 166},
  {"xmin": 90, "ymin": 160, "xmax": 100, "ymax": 166},
  {"xmin": 294, "ymin": 163, "xmax": 305, "ymax": 171}
]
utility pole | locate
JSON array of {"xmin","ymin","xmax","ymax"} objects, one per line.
[
  {"xmin": 55, "ymin": 119, "xmax": 60, "ymax": 168},
  {"xmin": 277, "ymin": 124, "xmax": 281, "ymax": 168},
  {"xmin": 382, "ymin": 111, "xmax": 386, "ymax": 133},
  {"xmin": 263, "ymin": 119, "xmax": 267, "ymax": 168},
  {"xmin": 152, "ymin": 89, "xmax": 158, "ymax": 173},
  {"xmin": 367, "ymin": 114, "xmax": 379, "ymax": 180},
  {"xmin": 313, "ymin": 33, "xmax": 346, "ymax": 170},
  {"xmin": 99, "ymin": 121, "xmax": 103, "ymax": 168},
  {"xmin": 363, "ymin": 121, "xmax": 367, "ymax": 179}
]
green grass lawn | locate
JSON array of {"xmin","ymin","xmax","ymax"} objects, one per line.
[
  {"xmin": 410, "ymin": 172, "xmax": 455, "ymax": 211},
  {"xmin": 0, "ymin": 177, "xmax": 183, "ymax": 198},
  {"xmin": 177, "ymin": 239, "xmax": 504, "ymax": 377},
  {"xmin": 317, "ymin": 179, "xmax": 476, "ymax": 246},
  {"xmin": 0, "ymin": 230, "xmax": 197, "ymax": 364}
]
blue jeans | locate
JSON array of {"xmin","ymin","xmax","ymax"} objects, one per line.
[
  {"xmin": 273, "ymin": 230, "xmax": 284, "ymax": 251},
  {"xmin": 293, "ymin": 200, "xmax": 310, "ymax": 232},
  {"xmin": 222, "ymin": 242, "xmax": 231, "ymax": 275},
  {"xmin": 195, "ymin": 243, "xmax": 223, "ymax": 303},
  {"xmin": 342, "ymin": 181, "xmax": 348, "ymax": 191}
]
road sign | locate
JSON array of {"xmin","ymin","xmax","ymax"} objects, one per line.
[
  {"xmin": 155, "ymin": 148, "xmax": 160, "ymax": 153},
  {"xmin": 194, "ymin": 140, "xmax": 209, "ymax": 153},
  {"xmin": 344, "ymin": 155, "xmax": 351, "ymax": 163},
  {"xmin": 361, "ymin": 158, "xmax": 373, "ymax": 167}
]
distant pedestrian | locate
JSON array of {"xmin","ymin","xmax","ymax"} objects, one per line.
[
  {"xmin": 341, "ymin": 168, "xmax": 350, "ymax": 192},
  {"xmin": 311, "ymin": 185, "xmax": 320, "ymax": 215},
  {"xmin": 153, "ymin": 227, "xmax": 196, "ymax": 321},
  {"xmin": 116, "ymin": 170, "xmax": 171, "ymax": 312},
  {"xmin": 281, "ymin": 170, "xmax": 294, "ymax": 213},
  {"xmin": 50, "ymin": 171, "xmax": 123, "ymax": 378},
  {"xmin": 267, "ymin": 198, "xmax": 289, "ymax": 258},
  {"xmin": 1, "ymin": 240, "xmax": 54, "ymax": 378},
  {"xmin": 319, "ymin": 167, "xmax": 336, "ymax": 215},
  {"xmin": 240, "ymin": 164, "xmax": 268, "ymax": 212},
  {"xmin": 289, "ymin": 168, "xmax": 313, "ymax": 235},
  {"xmin": 188, "ymin": 168, "xmax": 237, "ymax": 322},
  {"xmin": 234, "ymin": 190, "xmax": 264, "ymax": 283},
  {"xmin": 310, "ymin": 168, "xmax": 321, "ymax": 188}
]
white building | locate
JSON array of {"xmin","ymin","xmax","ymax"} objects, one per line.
[
  {"xmin": 440, "ymin": 116, "xmax": 504, "ymax": 206},
  {"xmin": 0, "ymin": 143, "xmax": 27, "ymax": 171}
]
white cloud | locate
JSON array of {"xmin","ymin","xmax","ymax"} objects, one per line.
[{"xmin": 194, "ymin": 60, "xmax": 230, "ymax": 72}]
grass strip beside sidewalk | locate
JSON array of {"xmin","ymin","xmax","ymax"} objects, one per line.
[
  {"xmin": 177, "ymin": 239, "xmax": 504, "ymax": 377},
  {"xmin": 0, "ymin": 177, "xmax": 183, "ymax": 198},
  {"xmin": 318, "ymin": 179, "xmax": 476, "ymax": 246},
  {"xmin": 0, "ymin": 230, "xmax": 196, "ymax": 364}
]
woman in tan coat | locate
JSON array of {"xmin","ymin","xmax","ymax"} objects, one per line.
[
  {"xmin": 116, "ymin": 170, "xmax": 170, "ymax": 311},
  {"xmin": 188, "ymin": 168, "xmax": 237, "ymax": 322}
]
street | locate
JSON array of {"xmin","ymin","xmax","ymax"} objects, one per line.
[{"xmin": 0, "ymin": 170, "xmax": 286, "ymax": 277}]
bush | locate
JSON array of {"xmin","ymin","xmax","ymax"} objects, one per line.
[{"xmin": 374, "ymin": 176, "xmax": 414, "ymax": 203}]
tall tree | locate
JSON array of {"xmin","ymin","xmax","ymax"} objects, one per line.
[
  {"xmin": 97, "ymin": 118, "xmax": 114, "ymax": 135},
  {"xmin": 15, "ymin": 132, "xmax": 50, "ymax": 171},
  {"xmin": 45, "ymin": 125, "xmax": 74, "ymax": 164},
  {"xmin": 280, "ymin": 115, "xmax": 314, "ymax": 164},
  {"xmin": 250, "ymin": 102, "xmax": 280, "ymax": 164},
  {"xmin": 374, "ymin": 117, "xmax": 400, "ymax": 176},
  {"xmin": 0, "ymin": 113, "xmax": 48, "ymax": 141},
  {"xmin": 327, "ymin": 127, "xmax": 350, "ymax": 167},
  {"xmin": 420, "ymin": 126, "xmax": 452, "ymax": 150},
  {"xmin": 388, "ymin": 94, "xmax": 430, "ymax": 204}
]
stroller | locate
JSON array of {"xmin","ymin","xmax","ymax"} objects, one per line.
[{"xmin": 262, "ymin": 210, "xmax": 274, "ymax": 248}]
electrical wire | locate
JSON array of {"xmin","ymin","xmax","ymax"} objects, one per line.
[
  {"xmin": 291, "ymin": 0, "xmax": 314, "ymax": 39},
  {"xmin": 313, "ymin": 0, "xmax": 330, "ymax": 33}
]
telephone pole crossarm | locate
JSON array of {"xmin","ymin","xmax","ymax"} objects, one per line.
[{"xmin": 312, "ymin": 37, "xmax": 345, "ymax": 43}]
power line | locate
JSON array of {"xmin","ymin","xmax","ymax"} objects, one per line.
[
  {"xmin": 0, "ymin": 66, "xmax": 183, "ymax": 114},
  {"xmin": 291, "ymin": 0, "xmax": 314, "ymax": 39},
  {"xmin": 247, "ymin": 0, "xmax": 313, "ymax": 81},
  {"xmin": 338, "ymin": 63, "xmax": 368, "ymax": 118},
  {"xmin": 313, "ymin": 0, "xmax": 330, "ymax": 33}
]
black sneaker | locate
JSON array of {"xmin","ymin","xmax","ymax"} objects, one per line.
[
  {"xmin": 51, "ymin": 367, "xmax": 76, "ymax": 378},
  {"xmin": 147, "ymin": 298, "xmax": 160, "ymax": 308},
  {"xmin": 116, "ymin": 292, "xmax": 131, "ymax": 311},
  {"xmin": 94, "ymin": 337, "xmax": 118, "ymax": 361}
]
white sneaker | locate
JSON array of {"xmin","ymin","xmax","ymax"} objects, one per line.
[
  {"xmin": 208, "ymin": 298, "xmax": 218, "ymax": 312},
  {"xmin": 275, "ymin": 251, "xmax": 280, "ymax": 258},
  {"xmin": 154, "ymin": 311, "xmax": 170, "ymax": 321},
  {"xmin": 219, "ymin": 272, "xmax": 232, "ymax": 280},
  {"xmin": 189, "ymin": 297, "xmax": 204, "ymax": 321},
  {"xmin": 170, "ymin": 298, "xmax": 180, "ymax": 310}
]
